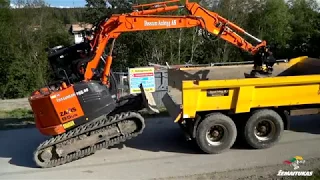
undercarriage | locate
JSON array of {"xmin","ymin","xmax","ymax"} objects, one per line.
[{"xmin": 33, "ymin": 93, "xmax": 151, "ymax": 168}]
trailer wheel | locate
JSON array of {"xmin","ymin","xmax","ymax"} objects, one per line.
[
  {"xmin": 244, "ymin": 109, "xmax": 284, "ymax": 149},
  {"xmin": 196, "ymin": 113, "xmax": 237, "ymax": 154}
]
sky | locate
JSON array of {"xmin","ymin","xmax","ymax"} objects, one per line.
[
  {"xmin": 45, "ymin": 0, "xmax": 86, "ymax": 7},
  {"xmin": 43, "ymin": 0, "xmax": 320, "ymax": 8},
  {"xmin": 10, "ymin": 0, "xmax": 113, "ymax": 8},
  {"xmin": 10, "ymin": 0, "xmax": 320, "ymax": 8},
  {"xmin": 10, "ymin": 0, "xmax": 87, "ymax": 8}
]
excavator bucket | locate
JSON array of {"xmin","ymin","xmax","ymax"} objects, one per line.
[
  {"xmin": 139, "ymin": 84, "xmax": 160, "ymax": 114},
  {"xmin": 112, "ymin": 83, "xmax": 159, "ymax": 115}
]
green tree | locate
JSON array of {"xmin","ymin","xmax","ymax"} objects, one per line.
[
  {"xmin": 0, "ymin": 0, "xmax": 16, "ymax": 98},
  {"xmin": 286, "ymin": 0, "xmax": 320, "ymax": 58},
  {"xmin": 246, "ymin": 0, "xmax": 292, "ymax": 59},
  {"xmin": 84, "ymin": 0, "xmax": 109, "ymax": 23},
  {"xmin": 0, "ymin": 0, "xmax": 82, "ymax": 99}
]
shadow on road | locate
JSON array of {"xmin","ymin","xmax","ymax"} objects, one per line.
[
  {"xmin": 125, "ymin": 117, "xmax": 251, "ymax": 152},
  {"xmin": 0, "ymin": 117, "xmax": 35, "ymax": 130},
  {"xmin": 125, "ymin": 117, "xmax": 203, "ymax": 154},
  {"xmin": 0, "ymin": 117, "xmax": 203, "ymax": 169},
  {"xmin": 0, "ymin": 114, "xmax": 319, "ymax": 169},
  {"xmin": 289, "ymin": 114, "xmax": 320, "ymax": 134},
  {"xmin": 0, "ymin": 128, "xmax": 48, "ymax": 168},
  {"xmin": 126, "ymin": 114, "xmax": 320, "ymax": 153}
]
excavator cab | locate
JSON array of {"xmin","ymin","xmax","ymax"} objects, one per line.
[
  {"xmin": 47, "ymin": 44, "xmax": 88, "ymax": 83},
  {"xmin": 46, "ymin": 42, "xmax": 119, "ymax": 97}
]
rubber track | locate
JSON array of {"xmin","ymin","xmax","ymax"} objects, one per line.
[{"xmin": 33, "ymin": 111, "xmax": 145, "ymax": 168}]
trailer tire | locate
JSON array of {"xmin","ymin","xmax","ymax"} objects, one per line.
[
  {"xmin": 196, "ymin": 113, "xmax": 237, "ymax": 154},
  {"xmin": 244, "ymin": 109, "xmax": 284, "ymax": 149}
]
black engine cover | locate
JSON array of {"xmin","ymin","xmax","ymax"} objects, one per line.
[{"xmin": 72, "ymin": 80, "xmax": 117, "ymax": 126}]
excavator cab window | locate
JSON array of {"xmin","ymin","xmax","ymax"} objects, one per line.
[{"xmin": 47, "ymin": 41, "xmax": 91, "ymax": 84}]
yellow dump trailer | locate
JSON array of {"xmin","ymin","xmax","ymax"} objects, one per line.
[{"xmin": 162, "ymin": 56, "xmax": 320, "ymax": 154}]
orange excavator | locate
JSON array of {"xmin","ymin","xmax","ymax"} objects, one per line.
[{"xmin": 29, "ymin": 0, "xmax": 276, "ymax": 168}]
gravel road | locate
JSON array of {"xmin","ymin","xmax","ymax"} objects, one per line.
[{"xmin": 0, "ymin": 114, "xmax": 319, "ymax": 179}]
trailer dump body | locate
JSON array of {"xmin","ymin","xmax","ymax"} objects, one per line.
[
  {"xmin": 161, "ymin": 56, "xmax": 320, "ymax": 155},
  {"xmin": 162, "ymin": 56, "xmax": 320, "ymax": 121}
]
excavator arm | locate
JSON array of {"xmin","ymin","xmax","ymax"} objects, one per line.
[{"xmin": 84, "ymin": 0, "xmax": 275, "ymax": 84}]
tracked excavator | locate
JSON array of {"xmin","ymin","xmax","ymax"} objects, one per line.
[{"xmin": 29, "ymin": 0, "xmax": 276, "ymax": 168}]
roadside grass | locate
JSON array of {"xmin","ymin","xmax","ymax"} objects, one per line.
[
  {"xmin": 0, "ymin": 107, "xmax": 169, "ymax": 131},
  {"xmin": 0, "ymin": 108, "xmax": 35, "ymax": 130}
]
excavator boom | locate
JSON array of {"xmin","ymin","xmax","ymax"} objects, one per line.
[{"xmin": 84, "ymin": 0, "xmax": 274, "ymax": 84}]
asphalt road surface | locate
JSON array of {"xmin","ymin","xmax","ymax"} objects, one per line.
[{"xmin": 0, "ymin": 115, "xmax": 319, "ymax": 179}]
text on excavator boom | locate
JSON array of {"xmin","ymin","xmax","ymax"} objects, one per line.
[{"xmin": 83, "ymin": 0, "xmax": 273, "ymax": 85}]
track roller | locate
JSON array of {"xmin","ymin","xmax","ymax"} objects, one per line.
[{"xmin": 33, "ymin": 111, "xmax": 145, "ymax": 168}]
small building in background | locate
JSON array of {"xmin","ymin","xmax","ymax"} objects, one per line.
[{"xmin": 69, "ymin": 23, "xmax": 93, "ymax": 44}]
